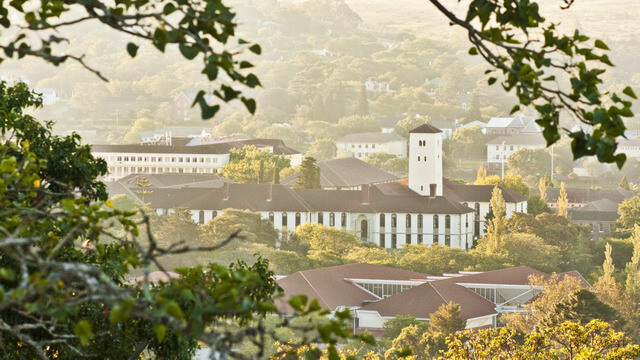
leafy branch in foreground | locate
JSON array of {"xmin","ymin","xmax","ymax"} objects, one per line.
[
  {"xmin": 429, "ymin": 0, "xmax": 636, "ymax": 167},
  {"xmin": 0, "ymin": 0, "xmax": 261, "ymax": 119},
  {"xmin": 0, "ymin": 81, "xmax": 360, "ymax": 359}
]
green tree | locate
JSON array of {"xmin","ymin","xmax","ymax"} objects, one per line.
[
  {"xmin": 485, "ymin": 187, "xmax": 506, "ymax": 254},
  {"xmin": 506, "ymin": 148, "xmax": 551, "ymax": 185},
  {"xmin": 364, "ymin": 153, "xmax": 398, "ymax": 169},
  {"xmin": 450, "ymin": 125, "xmax": 486, "ymax": 160},
  {"xmin": 393, "ymin": 115, "xmax": 430, "ymax": 139},
  {"xmin": 476, "ymin": 165, "xmax": 487, "ymax": 182},
  {"xmin": 620, "ymin": 175, "xmax": 631, "ymax": 190},
  {"xmin": 222, "ymin": 145, "xmax": 291, "ymax": 184},
  {"xmin": 306, "ymin": 139, "xmax": 337, "ymax": 161},
  {"xmin": 477, "ymin": 233, "xmax": 561, "ymax": 273},
  {"xmin": 199, "ymin": 209, "xmax": 279, "ymax": 248},
  {"xmin": 155, "ymin": 207, "xmax": 200, "ymax": 248},
  {"xmin": 540, "ymin": 289, "xmax": 625, "ymax": 330},
  {"xmin": 294, "ymin": 157, "xmax": 321, "ymax": 189},
  {"xmin": 382, "ymin": 316, "xmax": 428, "ymax": 342},
  {"xmin": 527, "ymin": 195, "xmax": 550, "ymax": 216},
  {"xmin": 337, "ymin": 115, "xmax": 381, "ymax": 136},
  {"xmin": 135, "ymin": 175, "xmax": 154, "ymax": 204},
  {"xmin": 294, "ymin": 224, "xmax": 360, "ymax": 266},
  {"xmin": 428, "ymin": 301, "xmax": 467, "ymax": 336},
  {"xmin": 615, "ymin": 197, "xmax": 640, "ymax": 236},
  {"xmin": 625, "ymin": 225, "xmax": 640, "ymax": 301},
  {"xmin": 355, "ymin": 85, "xmax": 370, "ymax": 116}
]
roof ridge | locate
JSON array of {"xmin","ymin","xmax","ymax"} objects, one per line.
[{"xmin": 299, "ymin": 271, "xmax": 331, "ymax": 309}]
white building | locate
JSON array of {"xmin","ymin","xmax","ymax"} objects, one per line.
[
  {"xmin": 336, "ymin": 132, "xmax": 407, "ymax": 159},
  {"xmin": 616, "ymin": 138, "xmax": 640, "ymax": 160},
  {"xmin": 486, "ymin": 134, "xmax": 546, "ymax": 169},
  {"xmin": 92, "ymin": 139, "xmax": 302, "ymax": 181}
]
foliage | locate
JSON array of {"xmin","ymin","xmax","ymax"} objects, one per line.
[
  {"xmin": 394, "ymin": 115, "xmax": 430, "ymax": 139},
  {"xmin": 306, "ymin": 139, "xmax": 337, "ymax": 161},
  {"xmin": 428, "ymin": 302, "xmax": 467, "ymax": 336},
  {"xmin": 620, "ymin": 175, "xmax": 631, "ymax": 190},
  {"xmin": 474, "ymin": 173, "xmax": 530, "ymax": 197},
  {"xmin": 382, "ymin": 316, "xmax": 428, "ymax": 342},
  {"xmin": 484, "ymin": 187, "xmax": 506, "ymax": 254},
  {"xmin": 442, "ymin": 320, "xmax": 640, "ymax": 359},
  {"xmin": 625, "ymin": 225, "xmax": 640, "ymax": 302},
  {"xmin": 294, "ymin": 224, "xmax": 360, "ymax": 265},
  {"xmin": 222, "ymin": 145, "xmax": 291, "ymax": 184},
  {"xmin": 384, "ymin": 324, "xmax": 445, "ymax": 360},
  {"xmin": 615, "ymin": 196, "xmax": 640, "ymax": 237},
  {"xmin": 199, "ymin": 209, "xmax": 279, "ymax": 248},
  {"xmin": 527, "ymin": 194, "xmax": 550, "ymax": 216},
  {"xmin": 295, "ymin": 157, "xmax": 321, "ymax": 189},
  {"xmin": 155, "ymin": 207, "xmax": 200, "ymax": 248},
  {"xmin": 477, "ymin": 233, "xmax": 561, "ymax": 273},
  {"xmin": 540, "ymin": 289, "xmax": 625, "ymax": 331},
  {"xmin": 556, "ymin": 181, "xmax": 569, "ymax": 218},
  {"xmin": 506, "ymin": 148, "xmax": 551, "ymax": 185},
  {"xmin": 450, "ymin": 125, "xmax": 486, "ymax": 161},
  {"xmin": 434, "ymin": 0, "xmax": 636, "ymax": 168}
]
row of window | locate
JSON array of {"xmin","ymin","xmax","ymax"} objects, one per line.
[
  {"xmin": 111, "ymin": 155, "xmax": 218, "ymax": 164},
  {"xmin": 354, "ymin": 282, "xmax": 415, "ymax": 298},
  {"xmin": 379, "ymin": 214, "xmax": 451, "ymax": 229},
  {"xmin": 110, "ymin": 167, "xmax": 216, "ymax": 175},
  {"xmin": 379, "ymin": 233, "xmax": 453, "ymax": 248},
  {"xmin": 350, "ymin": 143, "xmax": 378, "ymax": 149}
]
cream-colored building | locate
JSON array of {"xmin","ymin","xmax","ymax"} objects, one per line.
[{"xmin": 336, "ymin": 132, "xmax": 407, "ymax": 159}]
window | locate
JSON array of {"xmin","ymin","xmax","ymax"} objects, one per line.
[
  {"xmin": 212, "ymin": 211, "xmax": 217, "ymax": 219},
  {"xmin": 380, "ymin": 214, "xmax": 385, "ymax": 227},
  {"xmin": 433, "ymin": 234, "xmax": 439, "ymax": 244},
  {"xmin": 417, "ymin": 156, "xmax": 420, "ymax": 162},
  {"xmin": 358, "ymin": 144, "xmax": 362, "ymax": 148},
  {"xmin": 282, "ymin": 213, "xmax": 288, "ymax": 227},
  {"xmin": 351, "ymin": 144, "xmax": 355, "ymax": 148},
  {"xmin": 417, "ymin": 214, "xmax": 423, "ymax": 228},
  {"xmin": 178, "ymin": 157, "xmax": 183, "ymax": 162},
  {"xmin": 417, "ymin": 234, "xmax": 423, "ymax": 244},
  {"xmin": 341, "ymin": 213, "xmax": 347, "ymax": 228},
  {"xmin": 329, "ymin": 213, "xmax": 335, "ymax": 226},
  {"xmin": 117, "ymin": 156, "xmax": 122, "ymax": 161},
  {"xmin": 379, "ymin": 234, "xmax": 385, "ymax": 248},
  {"xmin": 391, "ymin": 234, "xmax": 397, "ymax": 248},
  {"xmin": 269, "ymin": 212, "xmax": 274, "ymax": 223},
  {"xmin": 406, "ymin": 214, "xmax": 411, "ymax": 229},
  {"xmin": 372, "ymin": 144, "xmax": 376, "ymax": 149},
  {"xmin": 318, "ymin": 212, "xmax": 324, "ymax": 225},
  {"xmin": 433, "ymin": 215, "xmax": 439, "ymax": 230},
  {"xmin": 295, "ymin": 212, "xmax": 301, "ymax": 227},
  {"xmin": 391, "ymin": 214, "xmax": 397, "ymax": 228},
  {"xmin": 198, "ymin": 210, "xmax": 205, "ymax": 225},
  {"xmin": 406, "ymin": 234, "xmax": 411, "ymax": 245},
  {"xmin": 445, "ymin": 235, "xmax": 450, "ymax": 246},
  {"xmin": 445, "ymin": 215, "xmax": 451, "ymax": 230},
  {"xmin": 599, "ymin": 223, "xmax": 604, "ymax": 232},
  {"xmin": 365, "ymin": 144, "xmax": 369, "ymax": 148},
  {"xmin": 423, "ymin": 156, "xmax": 427, "ymax": 161}
]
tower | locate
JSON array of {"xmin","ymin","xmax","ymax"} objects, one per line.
[{"xmin": 408, "ymin": 123, "xmax": 443, "ymax": 196}]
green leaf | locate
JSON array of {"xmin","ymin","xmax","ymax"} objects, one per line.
[
  {"xmin": 126, "ymin": 43, "xmax": 138, "ymax": 58},
  {"xmin": 488, "ymin": 77, "xmax": 497, "ymax": 85},
  {"xmin": 510, "ymin": 105, "xmax": 520, "ymax": 114},
  {"xmin": 179, "ymin": 43, "xmax": 199, "ymax": 60},
  {"xmin": 594, "ymin": 39, "xmax": 609, "ymax": 50},
  {"xmin": 239, "ymin": 61, "xmax": 253, "ymax": 69},
  {"xmin": 155, "ymin": 325, "xmax": 166, "ymax": 343},
  {"xmin": 241, "ymin": 97, "xmax": 256, "ymax": 114},
  {"xmin": 623, "ymin": 86, "xmax": 637, "ymax": 100},
  {"xmin": 166, "ymin": 302, "xmax": 184, "ymax": 320},
  {"xmin": 74, "ymin": 320, "xmax": 94, "ymax": 347},
  {"xmin": 248, "ymin": 44, "xmax": 261, "ymax": 55},
  {"xmin": 468, "ymin": 47, "xmax": 478, "ymax": 55}
]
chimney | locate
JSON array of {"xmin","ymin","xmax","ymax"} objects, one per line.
[
  {"xmin": 430, "ymin": 184, "xmax": 437, "ymax": 198},
  {"xmin": 267, "ymin": 182, "xmax": 273, "ymax": 202},
  {"xmin": 361, "ymin": 184, "xmax": 370, "ymax": 205},
  {"xmin": 223, "ymin": 181, "xmax": 229, "ymax": 200}
]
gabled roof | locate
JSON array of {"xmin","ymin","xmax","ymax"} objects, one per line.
[
  {"xmin": 569, "ymin": 198, "xmax": 620, "ymax": 221},
  {"xmin": 442, "ymin": 178, "xmax": 527, "ymax": 203},
  {"xmin": 117, "ymin": 173, "xmax": 227, "ymax": 189},
  {"xmin": 280, "ymin": 157, "xmax": 398, "ymax": 188},
  {"xmin": 545, "ymin": 187, "xmax": 635, "ymax": 204},
  {"xmin": 360, "ymin": 266, "xmax": 548, "ymax": 320},
  {"xmin": 92, "ymin": 143, "xmax": 233, "ymax": 155},
  {"xmin": 409, "ymin": 124, "xmax": 442, "ymax": 134},
  {"xmin": 182, "ymin": 183, "xmax": 312, "ymax": 212},
  {"xmin": 275, "ymin": 263, "xmax": 429, "ymax": 314},
  {"xmin": 336, "ymin": 132, "xmax": 407, "ymax": 143}
]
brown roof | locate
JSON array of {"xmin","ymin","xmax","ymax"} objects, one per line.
[
  {"xmin": 281, "ymin": 157, "xmax": 398, "ymax": 188},
  {"xmin": 410, "ymin": 124, "xmax": 442, "ymax": 134},
  {"xmin": 545, "ymin": 188, "xmax": 635, "ymax": 204},
  {"xmin": 360, "ymin": 266, "xmax": 547, "ymax": 320},
  {"xmin": 183, "ymin": 183, "xmax": 312, "ymax": 212},
  {"xmin": 92, "ymin": 143, "xmax": 233, "ymax": 154},
  {"xmin": 442, "ymin": 178, "xmax": 527, "ymax": 203},
  {"xmin": 117, "ymin": 173, "xmax": 227, "ymax": 189},
  {"xmin": 569, "ymin": 199, "xmax": 620, "ymax": 221},
  {"xmin": 275, "ymin": 263, "xmax": 428, "ymax": 314}
]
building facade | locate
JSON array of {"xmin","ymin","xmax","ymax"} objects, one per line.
[{"xmin": 336, "ymin": 132, "xmax": 408, "ymax": 159}]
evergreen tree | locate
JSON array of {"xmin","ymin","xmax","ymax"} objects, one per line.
[
  {"xmin": 620, "ymin": 175, "xmax": 631, "ymax": 190},
  {"xmin": 135, "ymin": 176, "xmax": 154, "ymax": 204},
  {"xmin": 294, "ymin": 157, "xmax": 321, "ymax": 189},
  {"xmin": 354, "ymin": 85, "xmax": 369, "ymax": 116},
  {"xmin": 428, "ymin": 301, "xmax": 467, "ymax": 336},
  {"xmin": 556, "ymin": 181, "xmax": 568, "ymax": 218}
]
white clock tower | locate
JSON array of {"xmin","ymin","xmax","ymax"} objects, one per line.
[{"xmin": 408, "ymin": 123, "xmax": 443, "ymax": 196}]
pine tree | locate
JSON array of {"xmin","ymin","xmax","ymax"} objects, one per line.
[
  {"xmin": 294, "ymin": 157, "xmax": 321, "ymax": 189},
  {"xmin": 620, "ymin": 175, "xmax": 630, "ymax": 190},
  {"xmin": 538, "ymin": 176, "xmax": 547, "ymax": 202},
  {"xmin": 556, "ymin": 181, "xmax": 568, "ymax": 218},
  {"xmin": 135, "ymin": 176, "xmax": 153, "ymax": 204},
  {"xmin": 354, "ymin": 85, "xmax": 369, "ymax": 116}
]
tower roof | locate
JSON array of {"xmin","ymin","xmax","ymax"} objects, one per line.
[{"xmin": 409, "ymin": 123, "xmax": 442, "ymax": 134}]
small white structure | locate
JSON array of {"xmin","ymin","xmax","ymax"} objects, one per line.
[
  {"xmin": 336, "ymin": 132, "xmax": 407, "ymax": 159},
  {"xmin": 486, "ymin": 134, "xmax": 546, "ymax": 169},
  {"xmin": 408, "ymin": 124, "xmax": 443, "ymax": 196}
]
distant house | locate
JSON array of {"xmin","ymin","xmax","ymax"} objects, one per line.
[
  {"xmin": 432, "ymin": 120, "xmax": 457, "ymax": 139},
  {"xmin": 336, "ymin": 132, "xmax": 408, "ymax": 159},
  {"xmin": 275, "ymin": 264, "xmax": 589, "ymax": 333},
  {"xmin": 616, "ymin": 138, "xmax": 640, "ymax": 160},
  {"xmin": 364, "ymin": 80, "xmax": 392, "ymax": 93},
  {"xmin": 280, "ymin": 157, "xmax": 398, "ymax": 190},
  {"xmin": 570, "ymin": 199, "xmax": 621, "ymax": 240},
  {"xmin": 485, "ymin": 114, "xmax": 536, "ymax": 136},
  {"xmin": 486, "ymin": 134, "xmax": 546, "ymax": 169},
  {"xmin": 545, "ymin": 187, "xmax": 635, "ymax": 210}
]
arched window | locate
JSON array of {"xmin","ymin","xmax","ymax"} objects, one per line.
[
  {"xmin": 212, "ymin": 210, "xmax": 218, "ymax": 219},
  {"xmin": 391, "ymin": 214, "xmax": 397, "ymax": 228},
  {"xmin": 445, "ymin": 215, "xmax": 451, "ymax": 229},
  {"xmin": 295, "ymin": 212, "xmax": 301, "ymax": 227},
  {"xmin": 417, "ymin": 214, "xmax": 423, "ymax": 228},
  {"xmin": 198, "ymin": 210, "xmax": 205, "ymax": 225},
  {"xmin": 282, "ymin": 213, "xmax": 288, "ymax": 227},
  {"xmin": 329, "ymin": 212, "xmax": 335, "ymax": 227},
  {"xmin": 406, "ymin": 214, "xmax": 411, "ymax": 229},
  {"xmin": 268, "ymin": 212, "xmax": 274, "ymax": 223},
  {"xmin": 433, "ymin": 215, "xmax": 439, "ymax": 229},
  {"xmin": 474, "ymin": 203, "xmax": 480, "ymax": 218},
  {"xmin": 341, "ymin": 213, "xmax": 347, "ymax": 228},
  {"xmin": 380, "ymin": 213, "xmax": 385, "ymax": 227},
  {"xmin": 318, "ymin": 212, "xmax": 324, "ymax": 225}
]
